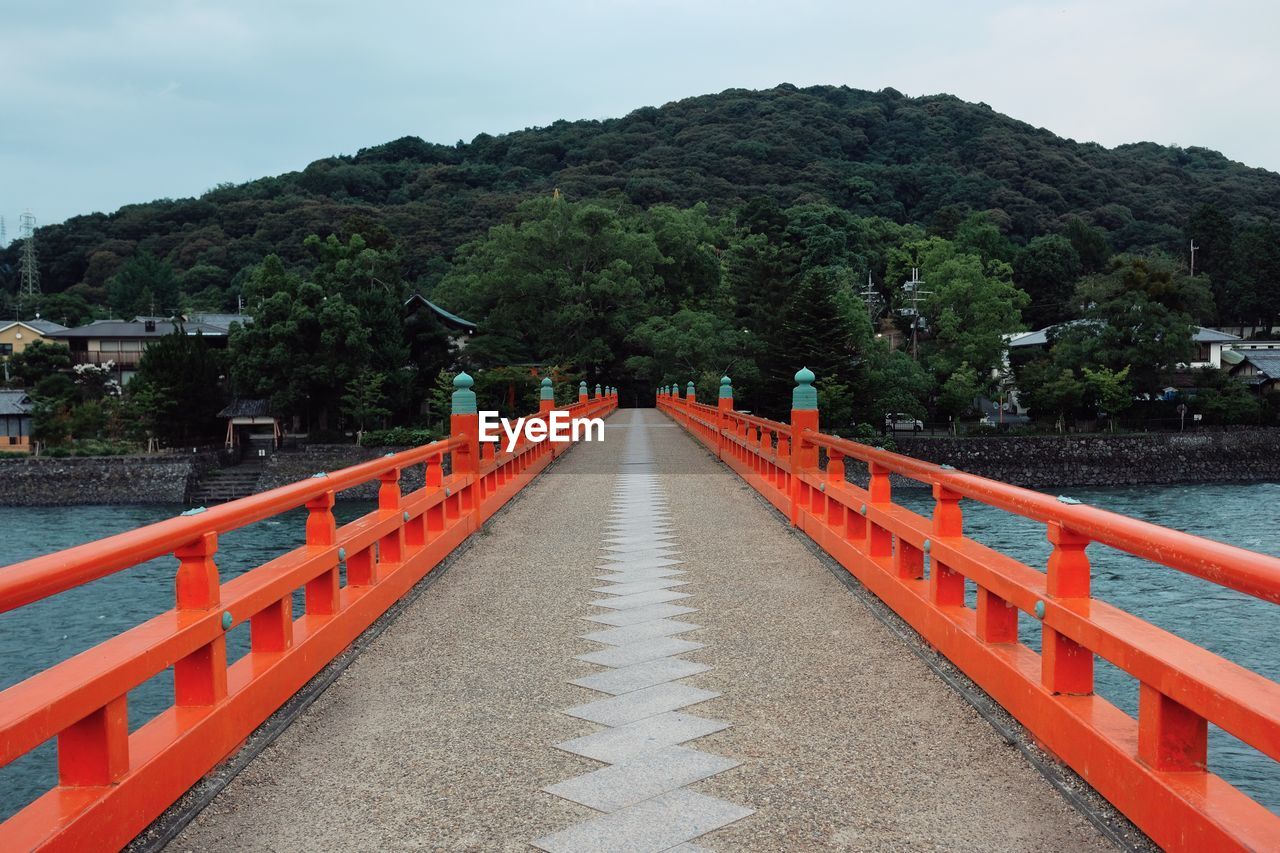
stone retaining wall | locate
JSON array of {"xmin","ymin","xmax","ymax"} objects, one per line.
[
  {"xmin": 3, "ymin": 430, "xmax": 1276, "ymax": 505},
  {"xmin": 0, "ymin": 452, "xmax": 219, "ymax": 506},
  {"xmin": 888, "ymin": 429, "xmax": 1280, "ymax": 488}
]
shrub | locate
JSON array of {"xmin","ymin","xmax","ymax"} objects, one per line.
[{"xmin": 359, "ymin": 427, "xmax": 441, "ymax": 448}]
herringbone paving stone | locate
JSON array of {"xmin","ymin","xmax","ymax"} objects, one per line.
[{"xmin": 536, "ymin": 412, "xmax": 751, "ymax": 852}]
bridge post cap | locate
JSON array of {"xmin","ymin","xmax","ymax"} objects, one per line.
[
  {"xmin": 579, "ymin": 380, "xmax": 588, "ymax": 392},
  {"xmin": 540, "ymin": 376, "xmax": 554, "ymax": 400},
  {"xmin": 792, "ymin": 366, "xmax": 818, "ymax": 410},
  {"xmin": 595, "ymin": 383, "xmax": 602, "ymax": 395},
  {"xmin": 719, "ymin": 375, "xmax": 733, "ymax": 399},
  {"xmin": 686, "ymin": 380, "xmax": 696, "ymax": 393},
  {"xmin": 451, "ymin": 371, "xmax": 477, "ymax": 415}
]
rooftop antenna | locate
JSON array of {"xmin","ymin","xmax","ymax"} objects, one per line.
[{"xmin": 18, "ymin": 210, "xmax": 39, "ymax": 313}]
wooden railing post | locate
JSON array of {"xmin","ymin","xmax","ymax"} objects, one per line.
[
  {"xmin": 578, "ymin": 380, "xmax": 588, "ymax": 406},
  {"xmin": 789, "ymin": 367, "xmax": 819, "ymax": 527},
  {"xmin": 717, "ymin": 375, "xmax": 734, "ymax": 460},
  {"xmin": 174, "ymin": 531, "xmax": 228, "ymax": 706},
  {"xmin": 1042, "ymin": 521, "xmax": 1094, "ymax": 695},
  {"xmin": 451, "ymin": 372, "xmax": 481, "ymax": 532}
]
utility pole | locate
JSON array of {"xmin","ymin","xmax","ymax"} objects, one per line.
[
  {"xmin": 859, "ymin": 271, "xmax": 883, "ymax": 326},
  {"xmin": 18, "ymin": 210, "xmax": 39, "ymax": 314},
  {"xmin": 1190, "ymin": 240, "xmax": 1199, "ymax": 277},
  {"xmin": 904, "ymin": 268, "xmax": 933, "ymax": 362}
]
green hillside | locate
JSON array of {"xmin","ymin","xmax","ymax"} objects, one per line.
[{"xmin": 4, "ymin": 83, "xmax": 1278, "ymax": 324}]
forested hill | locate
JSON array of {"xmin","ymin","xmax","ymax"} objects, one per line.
[{"xmin": 6, "ymin": 83, "xmax": 1280, "ymax": 306}]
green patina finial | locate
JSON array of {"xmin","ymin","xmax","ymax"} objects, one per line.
[
  {"xmin": 451, "ymin": 371, "xmax": 477, "ymax": 415},
  {"xmin": 686, "ymin": 380, "xmax": 696, "ymax": 398},
  {"xmin": 540, "ymin": 376, "xmax": 554, "ymax": 400},
  {"xmin": 578, "ymin": 380, "xmax": 588, "ymax": 396},
  {"xmin": 792, "ymin": 366, "xmax": 817, "ymax": 410},
  {"xmin": 595, "ymin": 383, "xmax": 602, "ymax": 397},
  {"xmin": 719, "ymin": 375, "xmax": 733, "ymax": 400},
  {"xmin": 670, "ymin": 384, "xmax": 680, "ymax": 397}
]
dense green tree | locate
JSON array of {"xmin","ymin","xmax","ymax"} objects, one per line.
[
  {"xmin": 1014, "ymin": 235, "xmax": 1082, "ymax": 328},
  {"xmin": 917, "ymin": 240, "xmax": 1028, "ymax": 386},
  {"xmin": 106, "ymin": 252, "xmax": 180, "ymax": 318},
  {"xmin": 4, "ymin": 340, "xmax": 71, "ymax": 388},
  {"xmin": 229, "ymin": 255, "xmax": 372, "ymax": 430},
  {"xmin": 434, "ymin": 197, "xmax": 666, "ymax": 380},
  {"xmin": 1059, "ymin": 255, "xmax": 1211, "ymax": 395},
  {"xmin": 1018, "ymin": 361, "xmax": 1085, "ymax": 432},
  {"xmin": 341, "ymin": 369, "xmax": 391, "ymax": 436},
  {"xmin": 130, "ymin": 328, "xmax": 226, "ymax": 445},
  {"xmin": 1082, "ymin": 365, "xmax": 1133, "ymax": 431}
]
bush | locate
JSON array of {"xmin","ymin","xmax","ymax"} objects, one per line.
[
  {"xmin": 833, "ymin": 422, "xmax": 897, "ymax": 452},
  {"xmin": 359, "ymin": 427, "xmax": 441, "ymax": 448}
]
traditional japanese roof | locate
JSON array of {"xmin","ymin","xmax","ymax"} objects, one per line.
[
  {"xmin": 0, "ymin": 390, "xmax": 33, "ymax": 416},
  {"xmin": 1238, "ymin": 351, "xmax": 1280, "ymax": 379},
  {"xmin": 404, "ymin": 293, "xmax": 477, "ymax": 331},
  {"xmin": 218, "ymin": 399, "xmax": 273, "ymax": 419}
]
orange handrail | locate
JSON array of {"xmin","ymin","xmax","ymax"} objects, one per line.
[
  {"xmin": 657, "ymin": 380, "xmax": 1279, "ymax": 852},
  {"xmin": 0, "ymin": 389, "xmax": 617, "ymax": 850}
]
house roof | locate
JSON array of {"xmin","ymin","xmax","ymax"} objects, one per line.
[
  {"xmin": 1237, "ymin": 351, "xmax": 1280, "ymax": 379},
  {"xmin": 218, "ymin": 399, "xmax": 273, "ymax": 419},
  {"xmin": 49, "ymin": 320, "xmax": 231, "ymax": 339},
  {"xmin": 0, "ymin": 390, "xmax": 33, "ymax": 416},
  {"xmin": 1008, "ymin": 322, "xmax": 1240, "ymax": 348},
  {"xmin": 404, "ymin": 293, "xmax": 477, "ymax": 330},
  {"xmin": 0, "ymin": 319, "xmax": 69, "ymax": 336},
  {"xmin": 187, "ymin": 313, "xmax": 252, "ymax": 331}
]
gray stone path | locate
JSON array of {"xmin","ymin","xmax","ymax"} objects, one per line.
[
  {"xmin": 170, "ymin": 409, "xmax": 1111, "ymax": 852},
  {"xmin": 534, "ymin": 423, "xmax": 752, "ymax": 852}
]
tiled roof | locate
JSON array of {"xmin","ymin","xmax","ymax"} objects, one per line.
[
  {"xmin": 1009, "ymin": 322, "xmax": 1239, "ymax": 347},
  {"xmin": 0, "ymin": 390, "xmax": 33, "ymax": 416},
  {"xmin": 49, "ymin": 320, "xmax": 231, "ymax": 339},
  {"xmin": 0, "ymin": 319, "xmax": 69, "ymax": 335},
  {"xmin": 218, "ymin": 399, "xmax": 273, "ymax": 418}
]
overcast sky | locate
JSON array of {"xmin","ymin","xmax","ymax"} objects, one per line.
[{"xmin": 2, "ymin": 0, "xmax": 1277, "ymax": 230}]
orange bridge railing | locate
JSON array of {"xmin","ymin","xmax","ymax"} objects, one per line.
[
  {"xmin": 657, "ymin": 374, "xmax": 1279, "ymax": 852},
  {"xmin": 0, "ymin": 375, "xmax": 616, "ymax": 851}
]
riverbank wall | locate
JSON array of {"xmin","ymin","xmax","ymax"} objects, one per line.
[
  {"xmin": 2, "ymin": 430, "xmax": 1278, "ymax": 505},
  {"xmin": 889, "ymin": 429, "xmax": 1280, "ymax": 488},
  {"xmin": 0, "ymin": 452, "xmax": 219, "ymax": 506}
]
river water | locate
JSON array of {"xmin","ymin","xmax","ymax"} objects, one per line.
[{"xmin": 0, "ymin": 484, "xmax": 1277, "ymax": 823}]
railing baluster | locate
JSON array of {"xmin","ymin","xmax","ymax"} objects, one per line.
[
  {"xmin": 305, "ymin": 492, "xmax": 341, "ymax": 609},
  {"xmin": 930, "ymin": 484, "xmax": 965, "ymax": 606},
  {"xmin": 1042, "ymin": 522, "xmax": 1093, "ymax": 694},
  {"xmin": 378, "ymin": 468, "xmax": 404, "ymax": 567},
  {"xmin": 174, "ymin": 532, "xmax": 228, "ymax": 705},
  {"xmin": 1138, "ymin": 683, "xmax": 1207, "ymax": 771},
  {"xmin": 57, "ymin": 695, "xmax": 129, "ymax": 786}
]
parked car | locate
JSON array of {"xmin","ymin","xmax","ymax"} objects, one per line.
[{"xmin": 884, "ymin": 413, "xmax": 924, "ymax": 432}]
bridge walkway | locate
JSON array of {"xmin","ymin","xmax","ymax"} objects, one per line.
[{"xmin": 172, "ymin": 409, "xmax": 1110, "ymax": 851}]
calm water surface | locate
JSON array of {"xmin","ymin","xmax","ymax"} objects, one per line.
[{"xmin": 0, "ymin": 484, "xmax": 1277, "ymax": 822}]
